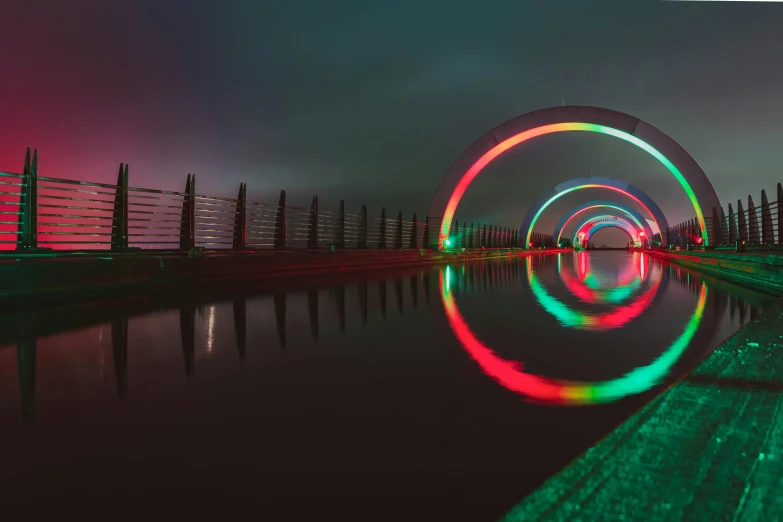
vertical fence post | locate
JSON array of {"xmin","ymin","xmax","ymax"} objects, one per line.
[
  {"xmin": 307, "ymin": 195, "xmax": 319, "ymax": 249},
  {"xmin": 17, "ymin": 148, "xmax": 40, "ymax": 250},
  {"xmin": 111, "ymin": 163, "xmax": 129, "ymax": 250},
  {"xmin": 232, "ymin": 182, "xmax": 247, "ymax": 249},
  {"xmin": 728, "ymin": 203, "xmax": 737, "ymax": 245},
  {"xmin": 336, "ymin": 200, "xmax": 345, "ymax": 249},
  {"xmin": 359, "ymin": 204, "xmax": 367, "ymax": 249},
  {"xmin": 761, "ymin": 190, "xmax": 773, "ymax": 245},
  {"xmin": 378, "ymin": 207, "xmax": 387, "ymax": 249},
  {"xmin": 395, "ymin": 211, "xmax": 403, "ymax": 249},
  {"xmin": 778, "ymin": 183, "xmax": 783, "ymax": 244},
  {"xmin": 410, "ymin": 213, "xmax": 418, "ymax": 249},
  {"xmin": 737, "ymin": 199, "xmax": 747, "ymax": 244},
  {"xmin": 748, "ymin": 195, "xmax": 760, "ymax": 245},
  {"xmin": 180, "ymin": 174, "xmax": 195, "ymax": 250},
  {"xmin": 719, "ymin": 207, "xmax": 728, "ymax": 247},
  {"xmin": 273, "ymin": 190, "xmax": 286, "ymax": 249},
  {"xmin": 423, "ymin": 215, "xmax": 429, "ymax": 249}
]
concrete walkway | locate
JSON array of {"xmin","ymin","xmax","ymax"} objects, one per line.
[{"xmin": 503, "ymin": 297, "xmax": 783, "ymax": 521}]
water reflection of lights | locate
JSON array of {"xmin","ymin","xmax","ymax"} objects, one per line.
[
  {"xmin": 560, "ymin": 252, "xmax": 647, "ymax": 305},
  {"xmin": 207, "ymin": 305, "xmax": 216, "ymax": 353},
  {"xmin": 529, "ymin": 257, "xmax": 662, "ymax": 331},
  {"xmin": 440, "ymin": 265, "xmax": 708, "ymax": 406}
]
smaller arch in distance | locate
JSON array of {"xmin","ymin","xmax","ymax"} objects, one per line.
[
  {"xmin": 519, "ymin": 176, "xmax": 671, "ymax": 248},
  {"xmin": 574, "ymin": 215, "xmax": 640, "ymax": 245},
  {"xmin": 553, "ymin": 200, "xmax": 653, "ymax": 246}
]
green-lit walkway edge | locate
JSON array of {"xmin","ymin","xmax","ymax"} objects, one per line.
[{"xmin": 503, "ymin": 258, "xmax": 783, "ymax": 521}]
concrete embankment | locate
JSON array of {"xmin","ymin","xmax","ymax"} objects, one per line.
[
  {"xmin": 0, "ymin": 248, "xmax": 568, "ymax": 308},
  {"xmin": 503, "ymin": 293, "xmax": 783, "ymax": 521},
  {"xmin": 643, "ymin": 248, "xmax": 783, "ymax": 295}
]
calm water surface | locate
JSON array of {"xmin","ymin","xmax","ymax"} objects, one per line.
[{"xmin": 0, "ymin": 252, "xmax": 775, "ymax": 520}]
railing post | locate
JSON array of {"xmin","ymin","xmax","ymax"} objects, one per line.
[
  {"xmin": 336, "ymin": 200, "xmax": 345, "ymax": 249},
  {"xmin": 394, "ymin": 211, "xmax": 403, "ymax": 249},
  {"xmin": 179, "ymin": 174, "xmax": 195, "ymax": 250},
  {"xmin": 737, "ymin": 199, "xmax": 747, "ymax": 244},
  {"xmin": 307, "ymin": 195, "xmax": 318, "ymax": 249},
  {"xmin": 728, "ymin": 203, "xmax": 737, "ymax": 245},
  {"xmin": 423, "ymin": 215, "xmax": 429, "ymax": 249},
  {"xmin": 378, "ymin": 207, "xmax": 387, "ymax": 249},
  {"xmin": 778, "ymin": 183, "xmax": 783, "ymax": 244},
  {"xmin": 410, "ymin": 213, "xmax": 418, "ymax": 249},
  {"xmin": 718, "ymin": 206, "xmax": 728, "ymax": 247},
  {"xmin": 761, "ymin": 190, "xmax": 773, "ymax": 244},
  {"xmin": 111, "ymin": 163, "xmax": 129, "ymax": 250},
  {"xmin": 274, "ymin": 189, "xmax": 286, "ymax": 249},
  {"xmin": 359, "ymin": 204, "xmax": 367, "ymax": 249},
  {"xmin": 748, "ymin": 195, "xmax": 760, "ymax": 244},
  {"xmin": 232, "ymin": 182, "xmax": 247, "ymax": 249},
  {"xmin": 17, "ymin": 148, "xmax": 39, "ymax": 250}
]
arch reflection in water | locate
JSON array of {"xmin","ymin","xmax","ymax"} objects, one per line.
[
  {"xmin": 529, "ymin": 255, "xmax": 663, "ymax": 331},
  {"xmin": 440, "ymin": 259, "xmax": 710, "ymax": 406},
  {"xmin": 559, "ymin": 252, "xmax": 646, "ymax": 305}
]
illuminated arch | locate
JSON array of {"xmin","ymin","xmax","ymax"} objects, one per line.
[
  {"xmin": 519, "ymin": 177, "xmax": 670, "ymax": 248},
  {"xmin": 428, "ymin": 106, "xmax": 716, "ymax": 249},
  {"xmin": 553, "ymin": 200, "xmax": 654, "ymax": 246},
  {"xmin": 439, "ymin": 264, "xmax": 707, "ymax": 405},
  {"xmin": 573, "ymin": 215, "xmax": 641, "ymax": 246}
]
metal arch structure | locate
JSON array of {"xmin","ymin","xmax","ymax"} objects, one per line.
[
  {"xmin": 553, "ymin": 200, "xmax": 654, "ymax": 246},
  {"xmin": 573, "ymin": 215, "xmax": 640, "ymax": 246},
  {"xmin": 519, "ymin": 176, "xmax": 670, "ymax": 248},
  {"xmin": 427, "ymin": 106, "xmax": 720, "ymax": 249}
]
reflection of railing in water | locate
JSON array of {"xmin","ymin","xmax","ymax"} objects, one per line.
[{"xmin": 6, "ymin": 254, "xmax": 763, "ymax": 422}]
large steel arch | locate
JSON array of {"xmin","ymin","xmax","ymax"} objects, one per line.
[
  {"xmin": 553, "ymin": 200, "xmax": 653, "ymax": 246},
  {"xmin": 519, "ymin": 176, "xmax": 670, "ymax": 248},
  {"xmin": 427, "ymin": 106, "xmax": 719, "ymax": 249}
]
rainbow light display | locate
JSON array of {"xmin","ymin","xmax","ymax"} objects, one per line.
[
  {"xmin": 527, "ymin": 258, "xmax": 659, "ymax": 331},
  {"xmin": 438, "ymin": 122, "xmax": 707, "ymax": 248},
  {"xmin": 440, "ymin": 265, "xmax": 708, "ymax": 406},
  {"xmin": 574, "ymin": 215, "xmax": 640, "ymax": 245},
  {"xmin": 556, "ymin": 204, "xmax": 647, "ymax": 245}
]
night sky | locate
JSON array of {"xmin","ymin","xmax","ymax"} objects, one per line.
[{"xmin": 2, "ymin": 1, "xmax": 782, "ymax": 245}]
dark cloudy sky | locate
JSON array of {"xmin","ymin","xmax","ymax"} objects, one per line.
[{"xmin": 2, "ymin": 1, "xmax": 782, "ymax": 245}]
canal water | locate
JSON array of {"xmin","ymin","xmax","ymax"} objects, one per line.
[{"xmin": 0, "ymin": 251, "xmax": 775, "ymax": 520}]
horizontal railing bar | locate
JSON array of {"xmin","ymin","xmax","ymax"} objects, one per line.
[
  {"xmin": 37, "ymin": 240, "xmax": 111, "ymax": 244},
  {"xmin": 129, "ymin": 201, "xmax": 183, "ymax": 210},
  {"xmin": 127, "ymin": 217, "xmax": 182, "ymax": 223},
  {"xmin": 128, "ymin": 233, "xmax": 183, "ymax": 237},
  {"xmin": 38, "ymin": 194, "xmax": 114, "ymax": 204},
  {"xmin": 0, "ymin": 171, "xmax": 25, "ymax": 179},
  {"xmin": 38, "ymin": 184, "xmax": 116, "ymax": 197},
  {"xmin": 39, "ymin": 213, "xmax": 112, "ymax": 220},
  {"xmin": 38, "ymin": 176, "xmax": 119, "ymax": 190},
  {"xmin": 0, "ymin": 180, "xmax": 25, "ymax": 187},
  {"xmin": 128, "ymin": 193, "xmax": 184, "ymax": 202},
  {"xmin": 128, "ymin": 186, "xmax": 187, "ymax": 197},
  {"xmin": 195, "ymin": 194, "xmax": 238, "ymax": 203},
  {"xmin": 128, "ymin": 225, "xmax": 181, "ymax": 230},
  {"xmin": 38, "ymin": 223, "xmax": 115, "ymax": 229},
  {"xmin": 128, "ymin": 210, "xmax": 181, "ymax": 216},
  {"xmin": 38, "ymin": 204, "xmax": 111, "ymax": 212},
  {"xmin": 37, "ymin": 231, "xmax": 112, "ymax": 236},
  {"xmin": 0, "ymin": 211, "xmax": 22, "ymax": 215}
]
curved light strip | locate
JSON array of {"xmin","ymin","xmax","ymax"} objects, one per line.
[
  {"xmin": 556, "ymin": 204, "xmax": 647, "ymax": 245},
  {"xmin": 440, "ymin": 265, "xmax": 708, "ymax": 406},
  {"xmin": 577, "ymin": 220, "xmax": 640, "ymax": 245},
  {"xmin": 559, "ymin": 265, "xmax": 641, "ymax": 305},
  {"xmin": 528, "ymin": 263, "xmax": 658, "ymax": 331},
  {"xmin": 436, "ymin": 122, "xmax": 707, "ymax": 247},
  {"xmin": 574, "ymin": 216, "xmax": 641, "ymax": 246}
]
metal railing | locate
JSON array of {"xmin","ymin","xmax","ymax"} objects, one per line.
[
  {"xmin": 0, "ymin": 148, "xmax": 518, "ymax": 252},
  {"xmin": 666, "ymin": 183, "xmax": 783, "ymax": 250}
]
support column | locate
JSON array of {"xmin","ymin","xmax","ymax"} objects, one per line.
[
  {"xmin": 748, "ymin": 195, "xmax": 760, "ymax": 244},
  {"xmin": 359, "ymin": 204, "xmax": 367, "ymax": 249},
  {"xmin": 180, "ymin": 174, "xmax": 195, "ymax": 250},
  {"xmin": 761, "ymin": 190, "xmax": 773, "ymax": 244},
  {"xmin": 378, "ymin": 207, "xmax": 387, "ymax": 249},
  {"xmin": 394, "ymin": 211, "xmax": 403, "ymax": 249},
  {"xmin": 423, "ymin": 215, "xmax": 430, "ymax": 249},
  {"xmin": 410, "ymin": 213, "xmax": 418, "ymax": 249},
  {"xmin": 336, "ymin": 200, "xmax": 345, "ymax": 249},
  {"xmin": 307, "ymin": 195, "xmax": 318, "ymax": 249},
  {"xmin": 274, "ymin": 190, "xmax": 286, "ymax": 249},
  {"xmin": 728, "ymin": 203, "xmax": 737, "ymax": 245},
  {"xmin": 232, "ymin": 182, "xmax": 247, "ymax": 249},
  {"xmin": 111, "ymin": 163, "xmax": 129, "ymax": 249},
  {"xmin": 16, "ymin": 148, "xmax": 40, "ymax": 251},
  {"xmin": 737, "ymin": 199, "xmax": 747, "ymax": 244}
]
